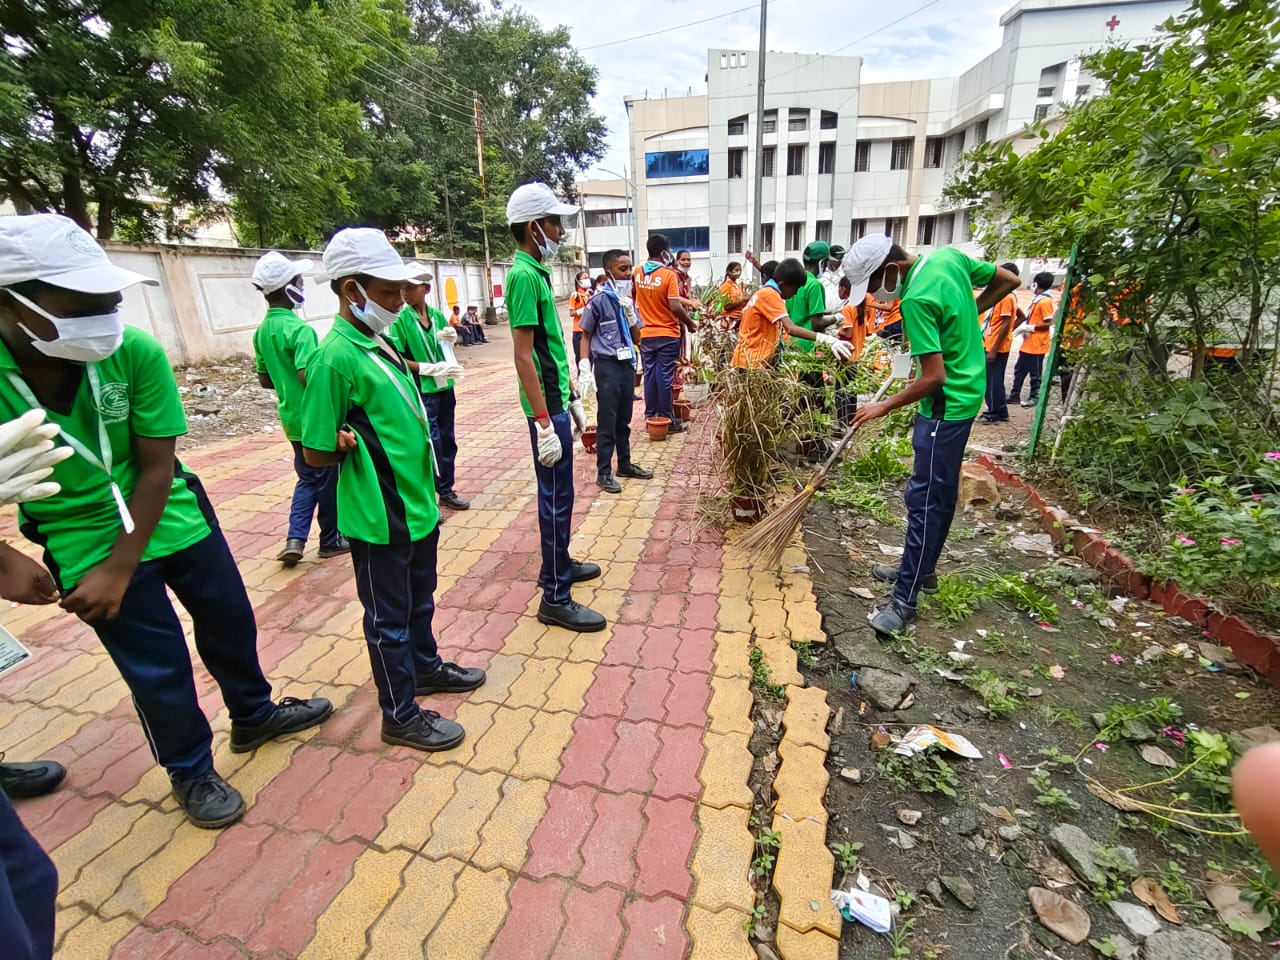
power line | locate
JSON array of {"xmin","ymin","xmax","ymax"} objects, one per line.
[
  {"xmin": 580, "ymin": 0, "xmax": 773, "ymax": 51},
  {"xmin": 358, "ymin": 58, "xmax": 476, "ymax": 126},
  {"xmin": 349, "ymin": 21, "xmax": 479, "ymax": 115}
]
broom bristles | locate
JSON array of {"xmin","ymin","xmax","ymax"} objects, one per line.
[{"xmin": 738, "ymin": 485, "xmax": 818, "ymax": 568}]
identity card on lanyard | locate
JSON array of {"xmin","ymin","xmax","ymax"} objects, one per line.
[
  {"xmin": 368, "ymin": 347, "xmax": 441, "ymax": 477},
  {"xmin": 5, "ymin": 364, "xmax": 136, "ymax": 534}
]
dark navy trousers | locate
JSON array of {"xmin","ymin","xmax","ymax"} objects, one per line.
[
  {"xmin": 423, "ymin": 389, "xmax": 459, "ymax": 497},
  {"xmin": 894, "ymin": 415, "xmax": 975, "ymax": 608},
  {"xmin": 984, "ymin": 352, "xmax": 1010, "ymax": 420},
  {"xmin": 0, "ymin": 793, "xmax": 56, "ymax": 960},
  {"xmin": 526, "ymin": 412, "xmax": 575, "ymax": 604},
  {"xmin": 287, "ymin": 440, "xmax": 340, "ymax": 545},
  {"xmin": 639, "ymin": 335, "xmax": 680, "ymax": 420}
]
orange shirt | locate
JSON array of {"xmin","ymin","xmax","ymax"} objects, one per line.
[
  {"xmin": 982, "ymin": 292, "xmax": 1018, "ymax": 353},
  {"xmin": 732, "ymin": 283, "xmax": 789, "ymax": 369},
  {"xmin": 569, "ymin": 290, "xmax": 589, "ymax": 333},
  {"xmin": 873, "ymin": 299, "xmax": 901, "ymax": 334},
  {"xmin": 1021, "ymin": 294, "xmax": 1055, "ymax": 355},
  {"xmin": 634, "ymin": 264, "xmax": 681, "ymax": 339},
  {"xmin": 838, "ymin": 297, "xmax": 870, "ymax": 360},
  {"xmin": 1062, "ymin": 284, "xmax": 1087, "ymax": 351},
  {"xmin": 718, "ymin": 279, "xmax": 745, "ymax": 320}
]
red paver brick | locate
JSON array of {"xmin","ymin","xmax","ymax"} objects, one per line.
[
  {"xmin": 149, "ymin": 821, "xmax": 275, "ymax": 927},
  {"xmin": 623, "ymin": 667, "xmax": 673, "ymax": 723},
  {"xmin": 329, "ymin": 756, "xmax": 417, "ymax": 841},
  {"xmin": 663, "ymin": 670, "xmax": 711, "ymax": 728},
  {"xmin": 618, "ymin": 591, "xmax": 657, "ymax": 625},
  {"xmin": 601, "ymin": 625, "xmax": 647, "ymax": 667},
  {"xmin": 604, "ymin": 720, "xmax": 660, "ymax": 794},
  {"xmin": 244, "ymin": 744, "xmax": 339, "ymax": 827},
  {"xmin": 674, "ymin": 628, "xmax": 715, "ymax": 675},
  {"xmin": 26, "ymin": 792, "xmax": 112, "ymax": 851},
  {"xmin": 82, "ymin": 741, "xmax": 155, "ymax": 799},
  {"xmin": 650, "ymin": 725, "xmax": 704, "ymax": 801},
  {"xmin": 682, "ymin": 595, "xmax": 720, "ymax": 630},
  {"xmin": 687, "ymin": 564, "xmax": 721, "ymax": 596},
  {"xmin": 627, "ymin": 565, "xmax": 664, "ymax": 592},
  {"xmin": 288, "ymin": 751, "xmax": 378, "ymax": 833},
  {"xmin": 650, "ymin": 593, "xmax": 685, "ymax": 628},
  {"xmin": 551, "ymin": 885, "xmax": 625, "ymax": 960},
  {"xmin": 292, "ymin": 598, "xmax": 351, "ymax": 636},
  {"xmin": 112, "ymin": 926, "xmax": 245, "ymax": 960},
  {"xmin": 633, "ymin": 796, "xmax": 697, "ymax": 898},
  {"xmin": 578, "ymin": 791, "xmax": 644, "ymax": 889},
  {"xmin": 582, "ymin": 663, "xmax": 633, "ymax": 718},
  {"xmin": 639, "ymin": 626, "xmax": 682, "ymax": 670},
  {"xmin": 313, "ymin": 684, "xmax": 379, "ymax": 748},
  {"xmin": 617, "ymin": 896, "xmax": 690, "ymax": 960},
  {"xmin": 525, "ymin": 783, "xmax": 599, "ymax": 879},
  {"xmin": 0, "ymin": 646, "xmax": 78, "ymax": 697},
  {"xmin": 191, "ymin": 830, "xmax": 321, "ymax": 941},
  {"xmin": 247, "ymin": 837, "xmax": 364, "ymax": 956},
  {"xmin": 487, "ymin": 876, "xmax": 569, "ymax": 960},
  {"xmin": 556, "ymin": 715, "xmax": 617, "ymax": 788},
  {"xmin": 658, "ymin": 565, "xmax": 693, "ymax": 595}
]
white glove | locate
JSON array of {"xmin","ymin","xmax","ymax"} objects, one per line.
[
  {"xmin": 418, "ymin": 361, "xmax": 453, "ymax": 378},
  {"xmin": 442, "ymin": 361, "xmax": 465, "ymax": 380},
  {"xmin": 619, "ymin": 297, "xmax": 638, "ymax": 327},
  {"xmin": 576, "ymin": 358, "xmax": 594, "ymax": 398},
  {"xmin": 569, "ymin": 399, "xmax": 587, "ymax": 437},
  {"xmin": 816, "ymin": 332, "xmax": 854, "ymax": 362},
  {"xmin": 535, "ymin": 419, "xmax": 562, "ymax": 467},
  {"xmin": 437, "ymin": 326, "xmax": 459, "ymax": 344},
  {"xmin": 1014, "ymin": 323, "xmax": 1033, "ymax": 337},
  {"xmin": 0, "ymin": 410, "xmax": 74, "ymax": 505}
]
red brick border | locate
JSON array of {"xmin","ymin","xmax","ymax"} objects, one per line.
[{"xmin": 975, "ymin": 453, "xmax": 1280, "ymax": 687}]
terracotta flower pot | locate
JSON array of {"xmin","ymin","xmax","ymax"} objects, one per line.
[
  {"xmin": 582, "ymin": 427, "xmax": 598, "ymax": 454},
  {"xmin": 731, "ymin": 494, "xmax": 767, "ymax": 524},
  {"xmin": 673, "ymin": 399, "xmax": 693, "ymax": 422},
  {"xmin": 646, "ymin": 416, "xmax": 671, "ymax": 441}
]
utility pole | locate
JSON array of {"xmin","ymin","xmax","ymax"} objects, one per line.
[
  {"xmin": 751, "ymin": 0, "xmax": 768, "ymax": 253},
  {"xmin": 442, "ymin": 169, "xmax": 457, "ymax": 259},
  {"xmin": 473, "ymin": 95, "xmax": 495, "ymax": 319}
]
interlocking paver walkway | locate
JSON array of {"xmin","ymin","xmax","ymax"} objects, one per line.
[{"xmin": 0, "ymin": 325, "xmax": 832, "ymax": 959}]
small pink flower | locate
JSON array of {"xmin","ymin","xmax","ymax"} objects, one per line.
[
  {"xmin": 1177, "ymin": 487, "xmax": 1194, "ymax": 495},
  {"xmin": 1221, "ymin": 537, "xmax": 1242, "ymax": 546},
  {"xmin": 1265, "ymin": 451, "xmax": 1280, "ymax": 461},
  {"xmin": 1175, "ymin": 535, "xmax": 1195, "ymax": 546},
  {"xmin": 1110, "ymin": 653, "xmax": 1125, "ymax": 664},
  {"xmin": 1253, "ymin": 494, "xmax": 1265, "ymax": 502},
  {"xmin": 1094, "ymin": 742, "xmax": 1109, "ymax": 752},
  {"xmin": 1161, "ymin": 726, "xmax": 1187, "ymax": 747}
]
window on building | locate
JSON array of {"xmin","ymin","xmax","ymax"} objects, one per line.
[
  {"xmin": 788, "ymin": 108, "xmax": 809, "ymax": 132},
  {"xmin": 886, "ymin": 217, "xmax": 907, "ymax": 246},
  {"xmin": 1034, "ymin": 103, "xmax": 1050, "ymax": 123},
  {"xmin": 727, "ymin": 225, "xmax": 745, "ymax": 254},
  {"xmin": 644, "ymin": 149, "xmax": 710, "ymax": 179},
  {"xmin": 761, "ymin": 222, "xmax": 775, "ymax": 251},
  {"xmin": 762, "ymin": 109, "xmax": 777, "ymax": 134},
  {"xmin": 728, "ymin": 114, "xmax": 747, "ymax": 135},
  {"xmin": 916, "ymin": 215, "xmax": 936, "ymax": 246},
  {"xmin": 960, "ymin": 210, "xmax": 974, "ymax": 241},
  {"xmin": 820, "ymin": 110, "xmax": 838, "ymax": 130},
  {"xmin": 584, "ymin": 209, "xmax": 631, "ymax": 228},
  {"xmin": 1075, "ymin": 84, "xmax": 1090, "ymax": 98},
  {"xmin": 937, "ymin": 213, "xmax": 954, "ymax": 246},
  {"xmin": 851, "ymin": 218, "xmax": 867, "ymax": 241},
  {"xmin": 728, "ymin": 148, "xmax": 745, "ymax": 179},
  {"xmin": 854, "ymin": 142, "xmax": 871, "ymax": 172},
  {"xmin": 761, "ymin": 145, "xmax": 776, "ymax": 178},
  {"xmin": 974, "ymin": 119, "xmax": 989, "ymax": 144},
  {"xmin": 785, "ymin": 221, "xmax": 805, "ymax": 251},
  {"xmin": 923, "ymin": 137, "xmax": 944, "ymax": 169},
  {"xmin": 649, "ymin": 226, "xmax": 710, "ymax": 252},
  {"xmin": 817, "ymin": 142, "xmax": 836, "ymax": 174},
  {"xmin": 786, "ymin": 144, "xmax": 806, "ymax": 176},
  {"xmin": 1037, "ymin": 85, "xmax": 1056, "ymax": 98},
  {"xmin": 815, "ymin": 220, "xmax": 832, "ymax": 244},
  {"xmin": 890, "ymin": 139, "xmax": 913, "ymax": 170}
]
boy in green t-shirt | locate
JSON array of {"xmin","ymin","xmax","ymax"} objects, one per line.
[
  {"xmin": 0, "ymin": 214, "xmax": 331, "ymax": 829},
  {"xmin": 302, "ymin": 228, "xmax": 485, "ymax": 753},
  {"xmin": 504, "ymin": 182, "xmax": 605, "ymax": 633},
  {"xmin": 250, "ymin": 250, "xmax": 348, "ymax": 566}
]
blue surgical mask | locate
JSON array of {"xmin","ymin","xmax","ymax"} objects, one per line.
[{"xmin": 533, "ymin": 221, "xmax": 559, "ymax": 260}]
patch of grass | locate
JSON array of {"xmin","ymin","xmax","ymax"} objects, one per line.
[
  {"xmin": 823, "ymin": 484, "xmax": 899, "ymax": 524},
  {"xmin": 876, "ymin": 751, "xmax": 960, "ymax": 798},
  {"xmin": 1038, "ymin": 704, "xmax": 1085, "ymax": 730},
  {"xmin": 1091, "ymin": 846, "xmax": 1139, "ymax": 904},
  {"xmin": 967, "ymin": 669, "xmax": 1024, "ymax": 718},
  {"xmin": 831, "ymin": 840, "xmax": 863, "ymax": 873},
  {"xmin": 1029, "ymin": 768, "xmax": 1082, "ymax": 815},
  {"xmin": 989, "ymin": 574, "xmax": 1060, "ymax": 623},
  {"xmin": 742, "ymin": 902, "xmax": 767, "ymax": 938},
  {"xmin": 749, "ymin": 646, "xmax": 786, "ymax": 701},
  {"xmin": 791, "ymin": 640, "xmax": 818, "ymax": 669},
  {"xmin": 751, "ymin": 827, "xmax": 782, "ymax": 878},
  {"xmin": 1159, "ymin": 860, "xmax": 1195, "ymax": 905},
  {"xmin": 842, "ymin": 433, "xmax": 913, "ymax": 484},
  {"xmin": 920, "ymin": 574, "xmax": 987, "ymax": 627}
]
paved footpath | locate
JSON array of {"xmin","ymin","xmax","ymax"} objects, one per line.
[{"xmin": 0, "ymin": 327, "xmax": 841, "ymax": 960}]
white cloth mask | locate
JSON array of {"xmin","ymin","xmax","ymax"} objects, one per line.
[{"xmin": 8, "ymin": 288, "xmax": 124, "ymax": 363}]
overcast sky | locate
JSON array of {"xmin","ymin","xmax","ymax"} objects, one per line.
[{"xmin": 514, "ymin": 0, "xmax": 1013, "ymax": 176}]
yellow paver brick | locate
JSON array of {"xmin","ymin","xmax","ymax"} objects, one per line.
[
  {"xmin": 469, "ymin": 653, "xmax": 526, "ymax": 704},
  {"xmin": 365, "ymin": 856, "xmax": 464, "ymax": 960},
  {"xmin": 256, "ymin": 563, "xmax": 312, "ymax": 592},
  {"xmin": 566, "ymin": 630, "xmax": 609, "ymax": 664},
  {"xmin": 299, "ymin": 847, "xmax": 413, "ymax": 960},
  {"xmin": 686, "ymin": 905, "xmax": 755, "ymax": 960},
  {"xmin": 754, "ymin": 634, "xmax": 803, "ymax": 688},
  {"xmin": 225, "ymin": 738, "xmax": 303, "ymax": 805},
  {"xmin": 100, "ymin": 820, "xmax": 220, "ymax": 919},
  {"xmin": 273, "ymin": 633, "xmax": 334, "ymax": 681},
  {"xmin": 716, "ymin": 598, "xmax": 753, "ymax": 634},
  {"xmin": 786, "ymin": 604, "xmax": 826, "ymax": 645},
  {"xmin": 14, "ymin": 654, "xmax": 99, "ymax": 703},
  {"xmin": 502, "ymin": 617, "xmax": 549, "ymax": 656},
  {"xmin": 697, "ymin": 730, "xmax": 755, "ymax": 809},
  {"xmin": 751, "ymin": 599, "xmax": 789, "ymax": 642},
  {"xmin": 690, "ymin": 804, "xmax": 755, "ymax": 913},
  {"xmin": 376, "ymin": 762, "xmax": 464, "ymax": 852},
  {"xmin": 424, "ymin": 701, "xmax": 498, "ymax": 769},
  {"xmin": 611, "ymin": 538, "xmax": 645, "ymax": 564},
  {"xmin": 531, "ymin": 625, "xmax": 576, "ymax": 661},
  {"xmin": 782, "ymin": 684, "xmax": 832, "ymax": 752},
  {"xmin": 512, "ymin": 710, "xmax": 575, "ymax": 780},
  {"xmin": 542, "ymin": 660, "xmax": 595, "ymax": 714},
  {"xmin": 776, "ymin": 923, "xmax": 840, "ymax": 960},
  {"xmin": 307, "ymin": 643, "xmax": 363, "ymax": 686},
  {"xmin": 747, "ymin": 573, "xmax": 785, "ymax": 602},
  {"xmin": 323, "ymin": 600, "xmax": 365, "ymax": 638},
  {"xmin": 711, "ymin": 631, "xmax": 753, "ymax": 679},
  {"xmin": 707, "ymin": 676, "xmax": 754, "ymax": 737},
  {"xmin": 54, "ymin": 913, "xmax": 135, "ymax": 960},
  {"xmin": 772, "ymin": 739, "xmax": 829, "ymax": 824},
  {"xmin": 504, "ymin": 657, "xmax": 561, "ymax": 709},
  {"xmin": 7, "ymin": 709, "xmax": 92, "ymax": 760},
  {"xmin": 120, "ymin": 765, "xmax": 174, "ymax": 807},
  {"xmin": 421, "ymin": 864, "xmax": 510, "ymax": 960},
  {"xmin": 771, "ymin": 816, "xmax": 842, "ymax": 938},
  {"xmin": 50, "ymin": 802, "xmax": 148, "ymax": 891},
  {"xmin": 422, "ymin": 769, "xmax": 504, "ymax": 861},
  {"xmin": 54, "ymin": 904, "xmax": 90, "ymax": 949},
  {"xmin": 58, "ymin": 808, "xmax": 184, "ymax": 908},
  {"xmin": 468, "ymin": 705, "xmax": 535, "ymax": 774},
  {"xmin": 472, "ymin": 775, "xmax": 551, "ymax": 870},
  {"xmin": 589, "ymin": 587, "xmax": 628, "ymax": 620}
]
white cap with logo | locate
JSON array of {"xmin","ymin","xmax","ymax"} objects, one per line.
[
  {"xmin": 840, "ymin": 234, "xmax": 893, "ymax": 303},
  {"xmin": 321, "ymin": 228, "xmax": 429, "ymax": 283},
  {"xmin": 0, "ymin": 213, "xmax": 158, "ymax": 293},
  {"xmin": 505, "ymin": 182, "xmax": 579, "ymax": 225},
  {"xmin": 251, "ymin": 250, "xmax": 314, "ymax": 293}
]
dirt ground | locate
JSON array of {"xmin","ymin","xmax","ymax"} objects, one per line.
[{"xmin": 174, "ymin": 355, "xmax": 281, "ymax": 450}]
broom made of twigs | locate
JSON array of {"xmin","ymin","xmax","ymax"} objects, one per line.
[{"xmin": 738, "ymin": 353, "xmax": 913, "ymax": 568}]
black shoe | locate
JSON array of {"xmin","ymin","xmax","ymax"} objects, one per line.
[
  {"xmin": 597, "ymin": 472, "xmax": 622, "ymax": 494},
  {"xmin": 439, "ymin": 491, "xmax": 471, "ymax": 511},
  {"xmin": 537, "ymin": 560, "xmax": 602, "ymax": 589},
  {"xmin": 415, "ymin": 662, "xmax": 487, "ymax": 696},
  {"xmin": 537, "ymin": 599, "xmax": 607, "ymax": 632},
  {"xmin": 869, "ymin": 600, "xmax": 918, "ymax": 638},
  {"xmin": 871, "ymin": 564, "xmax": 939, "ymax": 594},
  {"xmin": 171, "ymin": 770, "xmax": 246, "ymax": 829},
  {"xmin": 668, "ymin": 420, "xmax": 686, "ymax": 434},
  {"xmin": 317, "ymin": 535, "xmax": 351, "ymax": 559},
  {"xmin": 382, "ymin": 708, "xmax": 465, "ymax": 752},
  {"xmin": 0, "ymin": 758, "xmax": 65, "ymax": 799},
  {"xmin": 277, "ymin": 538, "xmax": 305, "ymax": 567},
  {"xmin": 229, "ymin": 696, "xmax": 333, "ymax": 753},
  {"xmin": 616, "ymin": 464, "xmax": 654, "ymax": 479}
]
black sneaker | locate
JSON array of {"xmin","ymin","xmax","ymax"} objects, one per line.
[
  {"xmin": 277, "ymin": 538, "xmax": 305, "ymax": 567},
  {"xmin": 317, "ymin": 536, "xmax": 351, "ymax": 559},
  {"xmin": 439, "ymin": 492, "xmax": 471, "ymax": 511},
  {"xmin": 229, "ymin": 696, "xmax": 333, "ymax": 753},
  {"xmin": 0, "ymin": 758, "xmax": 65, "ymax": 799},
  {"xmin": 668, "ymin": 420, "xmax": 686, "ymax": 434},
  {"xmin": 382, "ymin": 708, "xmax": 465, "ymax": 752},
  {"xmin": 869, "ymin": 600, "xmax": 918, "ymax": 638},
  {"xmin": 871, "ymin": 564, "xmax": 939, "ymax": 594},
  {"xmin": 616, "ymin": 464, "xmax": 654, "ymax": 479},
  {"xmin": 171, "ymin": 770, "xmax": 246, "ymax": 829},
  {"xmin": 416, "ymin": 662, "xmax": 487, "ymax": 696},
  {"xmin": 537, "ymin": 599, "xmax": 607, "ymax": 632},
  {"xmin": 538, "ymin": 561, "xmax": 602, "ymax": 588},
  {"xmin": 597, "ymin": 472, "xmax": 622, "ymax": 494}
]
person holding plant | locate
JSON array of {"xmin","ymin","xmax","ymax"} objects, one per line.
[
  {"xmin": 717, "ymin": 261, "xmax": 750, "ymax": 331},
  {"xmin": 634, "ymin": 234, "xmax": 695, "ymax": 434},
  {"xmin": 842, "ymin": 234, "xmax": 1020, "ymax": 636},
  {"xmin": 732, "ymin": 259, "xmax": 852, "ymax": 370}
]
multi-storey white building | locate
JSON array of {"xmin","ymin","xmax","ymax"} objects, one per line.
[{"xmin": 578, "ymin": 0, "xmax": 1185, "ymax": 283}]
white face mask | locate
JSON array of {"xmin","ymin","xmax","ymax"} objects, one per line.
[
  {"xmin": 659, "ymin": 250, "xmax": 674, "ymax": 267},
  {"xmin": 532, "ymin": 221, "xmax": 559, "ymax": 260},
  {"xmin": 677, "ymin": 263, "xmax": 690, "ymax": 274},
  {"xmin": 349, "ymin": 282, "xmax": 400, "ymax": 335},
  {"xmin": 609, "ymin": 278, "xmax": 633, "ymax": 299},
  {"xmin": 285, "ymin": 282, "xmax": 305, "ymax": 308},
  {"xmin": 577, "ymin": 278, "xmax": 591, "ymax": 290},
  {"xmin": 873, "ymin": 264, "xmax": 903, "ymax": 304},
  {"xmin": 8, "ymin": 288, "xmax": 124, "ymax": 363}
]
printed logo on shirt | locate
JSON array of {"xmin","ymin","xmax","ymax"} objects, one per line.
[{"xmin": 95, "ymin": 381, "xmax": 130, "ymax": 423}]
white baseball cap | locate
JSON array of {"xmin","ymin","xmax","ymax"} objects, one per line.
[
  {"xmin": 505, "ymin": 182, "xmax": 578, "ymax": 225},
  {"xmin": 321, "ymin": 228, "xmax": 429, "ymax": 283},
  {"xmin": 0, "ymin": 213, "xmax": 158, "ymax": 293},
  {"xmin": 840, "ymin": 234, "xmax": 894, "ymax": 302},
  {"xmin": 405, "ymin": 264, "xmax": 432, "ymax": 286},
  {"xmin": 251, "ymin": 250, "xmax": 313, "ymax": 293}
]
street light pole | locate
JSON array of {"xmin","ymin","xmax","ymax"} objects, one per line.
[
  {"xmin": 751, "ymin": 0, "xmax": 768, "ymax": 253},
  {"xmin": 597, "ymin": 166, "xmax": 639, "ymax": 265},
  {"xmin": 624, "ymin": 98, "xmax": 641, "ymax": 261}
]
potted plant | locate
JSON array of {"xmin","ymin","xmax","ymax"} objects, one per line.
[
  {"xmin": 646, "ymin": 416, "xmax": 672, "ymax": 441},
  {"xmin": 673, "ymin": 398, "xmax": 693, "ymax": 423}
]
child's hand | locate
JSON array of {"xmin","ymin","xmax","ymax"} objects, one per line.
[
  {"xmin": 61, "ymin": 562, "xmax": 132, "ymax": 622},
  {"xmin": 0, "ymin": 543, "xmax": 57, "ymax": 605},
  {"xmin": 337, "ymin": 430, "xmax": 358, "ymax": 454}
]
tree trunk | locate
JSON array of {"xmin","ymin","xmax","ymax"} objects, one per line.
[
  {"xmin": 61, "ymin": 171, "xmax": 92, "ymax": 234},
  {"xmin": 96, "ymin": 193, "xmax": 115, "ymax": 242}
]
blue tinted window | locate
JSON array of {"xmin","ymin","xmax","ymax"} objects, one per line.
[
  {"xmin": 649, "ymin": 227, "xmax": 710, "ymax": 252},
  {"xmin": 644, "ymin": 150, "xmax": 710, "ymax": 179}
]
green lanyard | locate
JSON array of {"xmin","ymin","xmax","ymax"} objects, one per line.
[{"xmin": 5, "ymin": 364, "xmax": 136, "ymax": 534}]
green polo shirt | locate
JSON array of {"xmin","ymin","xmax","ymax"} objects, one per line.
[
  {"xmin": 785, "ymin": 273, "xmax": 827, "ymax": 354},
  {"xmin": 388, "ymin": 305, "xmax": 453, "ymax": 395},
  {"xmin": 0, "ymin": 327, "xmax": 212, "ymax": 589},
  {"xmin": 900, "ymin": 247, "xmax": 996, "ymax": 420},
  {"xmin": 506, "ymin": 250, "xmax": 572, "ymax": 417},
  {"xmin": 252, "ymin": 306, "xmax": 318, "ymax": 440},
  {"xmin": 301, "ymin": 316, "xmax": 439, "ymax": 544}
]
